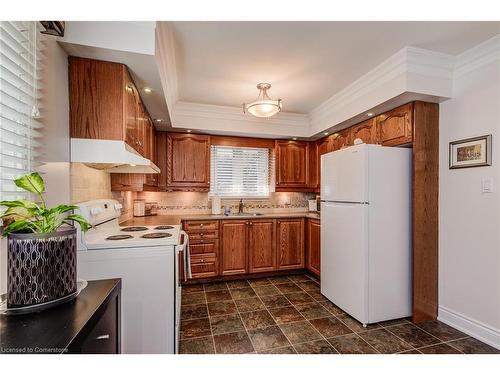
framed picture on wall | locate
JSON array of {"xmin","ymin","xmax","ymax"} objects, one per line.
[{"xmin": 449, "ymin": 135, "xmax": 492, "ymax": 169}]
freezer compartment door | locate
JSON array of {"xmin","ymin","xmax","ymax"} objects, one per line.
[
  {"xmin": 321, "ymin": 145, "xmax": 368, "ymax": 203},
  {"xmin": 320, "ymin": 201, "xmax": 368, "ymax": 323}
]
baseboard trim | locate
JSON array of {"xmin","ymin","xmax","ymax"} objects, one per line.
[{"xmin": 438, "ymin": 306, "xmax": 500, "ymax": 350}]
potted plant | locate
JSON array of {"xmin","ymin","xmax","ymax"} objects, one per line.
[{"xmin": 1, "ymin": 172, "xmax": 91, "ymax": 311}]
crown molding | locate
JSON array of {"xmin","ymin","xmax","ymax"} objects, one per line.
[
  {"xmin": 171, "ymin": 101, "xmax": 309, "ymax": 138},
  {"xmin": 155, "ymin": 22, "xmax": 178, "ymax": 112},
  {"xmin": 454, "ymin": 34, "xmax": 500, "ymax": 78},
  {"xmin": 309, "ymin": 46, "xmax": 455, "ymax": 135}
]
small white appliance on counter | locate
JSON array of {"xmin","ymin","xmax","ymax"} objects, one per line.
[
  {"xmin": 75, "ymin": 199, "xmax": 189, "ymax": 354},
  {"xmin": 133, "ymin": 199, "xmax": 158, "ymax": 217},
  {"xmin": 320, "ymin": 144, "xmax": 412, "ymax": 325}
]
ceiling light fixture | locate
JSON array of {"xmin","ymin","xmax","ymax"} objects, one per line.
[
  {"xmin": 143, "ymin": 87, "xmax": 152, "ymax": 93},
  {"xmin": 155, "ymin": 119, "xmax": 162, "ymax": 123},
  {"xmin": 366, "ymin": 112, "xmax": 374, "ymax": 117},
  {"xmin": 187, "ymin": 130, "xmax": 192, "ymax": 133},
  {"xmin": 243, "ymin": 83, "xmax": 282, "ymax": 118},
  {"xmin": 324, "ymin": 132, "xmax": 329, "ymax": 135}
]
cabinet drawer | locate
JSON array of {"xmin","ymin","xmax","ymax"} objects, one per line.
[
  {"xmin": 184, "ymin": 220, "xmax": 219, "ymax": 232},
  {"xmin": 190, "ymin": 239, "xmax": 219, "ymax": 256},
  {"xmin": 190, "ymin": 256, "xmax": 218, "ymax": 278},
  {"xmin": 79, "ymin": 295, "xmax": 119, "ymax": 354},
  {"xmin": 188, "ymin": 230, "xmax": 219, "ymax": 240}
]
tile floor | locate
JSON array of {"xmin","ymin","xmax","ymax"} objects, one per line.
[{"xmin": 179, "ymin": 274, "xmax": 499, "ymax": 354}]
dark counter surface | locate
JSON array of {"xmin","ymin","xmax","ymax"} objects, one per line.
[
  {"xmin": 0, "ymin": 278, "xmax": 121, "ymax": 354},
  {"xmin": 120, "ymin": 212, "xmax": 320, "ymax": 226}
]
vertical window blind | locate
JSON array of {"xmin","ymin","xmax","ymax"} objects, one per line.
[
  {"xmin": 210, "ymin": 145, "xmax": 272, "ymax": 197},
  {"xmin": 0, "ymin": 21, "xmax": 41, "ymax": 202}
]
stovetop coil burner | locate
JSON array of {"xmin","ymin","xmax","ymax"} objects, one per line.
[
  {"xmin": 141, "ymin": 232, "xmax": 172, "ymax": 239},
  {"xmin": 106, "ymin": 235, "xmax": 134, "ymax": 241},
  {"xmin": 154, "ymin": 225, "xmax": 174, "ymax": 230},
  {"xmin": 121, "ymin": 226, "xmax": 148, "ymax": 232}
]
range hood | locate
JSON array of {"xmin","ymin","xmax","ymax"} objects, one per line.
[{"xmin": 70, "ymin": 138, "xmax": 160, "ymax": 174}]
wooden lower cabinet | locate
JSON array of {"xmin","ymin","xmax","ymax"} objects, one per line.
[
  {"xmin": 220, "ymin": 220, "xmax": 248, "ymax": 276},
  {"xmin": 184, "ymin": 217, "xmax": 308, "ymax": 281},
  {"xmin": 248, "ymin": 219, "xmax": 276, "ymax": 273},
  {"xmin": 306, "ymin": 219, "xmax": 320, "ymax": 277},
  {"xmin": 277, "ymin": 218, "xmax": 305, "ymax": 270}
]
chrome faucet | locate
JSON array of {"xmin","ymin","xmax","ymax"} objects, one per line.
[{"xmin": 238, "ymin": 199, "xmax": 244, "ymax": 214}]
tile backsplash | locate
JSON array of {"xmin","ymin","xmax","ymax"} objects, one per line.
[
  {"xmin": 137, "ymin": 191, "xmax": 315, "ymax": 215},
  {"xmin": 70, "ymin": 163, "xmax": 112, "ymax": 203}
]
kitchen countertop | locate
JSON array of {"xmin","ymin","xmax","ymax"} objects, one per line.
[{"xmin": 120, "ymin": 212, "xmax": 320, "ymax": 226}]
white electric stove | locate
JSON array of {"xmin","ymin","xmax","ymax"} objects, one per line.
[{"xmin": 75, "ymin": 199, "xmax": 188, "ymax": 354}]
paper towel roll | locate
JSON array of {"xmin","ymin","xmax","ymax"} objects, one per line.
[{"xmin": 211, "ymin": 196, "xmax": 222, "ymax": 215}]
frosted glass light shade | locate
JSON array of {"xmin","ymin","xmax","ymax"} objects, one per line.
[{"xmin": 243, "ymin": 83, "xmax": 282, "ymax": 118}]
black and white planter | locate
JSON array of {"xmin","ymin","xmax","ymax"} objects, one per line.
[{"xmin": 6, "ymin": 226, "xmax": 77, "ymax": 311}]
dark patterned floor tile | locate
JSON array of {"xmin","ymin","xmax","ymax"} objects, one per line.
[
  {"xmin": 279, "ymin": 321, "xmax": 323, "ymax": 344},
  {"xmin": 297, "ymin": 280, "xmax": 320, "ymax": 291},
  {"xmin": 207, "ymin": 300, "xmax": 238, "ymax": 316},
  {"xmin": 419, "ymin": 343, "xmax": 462, "ymax": 354},
  {"xmin": 309, "ymin": 317, "xmax": 353, "ymax": 338},
  {"xmin": 336, "ymin": 312, "xmax": 379, "ymax": 332},
  {"xmin": 248, "ymin": 325, "xmax": 291, "ymax": 351},
  {"xmin": 182, "ymin": 292, "xmax": 206, "ymax": 305},
  {"xmin": 288, "ymin": 274, "xmax": 314, "ymax": 283},
  {"xmin": 448, "ymin": 337, "xmax": 500, "ymax": 354},
  {"xmin": 181, "ymin": 303, "xmax": 208, "ymax": 320},
  {"xmin": 203, "ymin": 282, "xmax": 228, "ymax": 292},
  {"xmin": 293, "ymin": 339, "xmax": 337, "ymax": 354},
  {"xmin": 182, "ymin": 284, "xmax": 204, "ymax": 294},
  {"xmin": 269, "ymin": 306, "xmax": 305, "ymax": 324},
  {"xmin": 205, "ymin": 289, "xmax": 233, "ymax": 302},
  {"xmin": 260, "ymin": 295, "xmax": 292, "ymax": 309},
  {"xmin": 328, "ymin": 333, "xmax": 378, "ymax": 354},
  {"xmin": 247, "ymin": 278, "xmax": 272, "ymax": 287},
  {"xmin": 415, "ymin": 320, "xmax": 468, "ymax": 341},
  {"xmin": 234, "ymin": 297, "xmax": 265, "ymax": 313},
  {"xmin": 213, "ymin": 331, "xmax": 254, "ymax": 354},
  {"xmin": 276, "ymin": 282, "xmax": 303, "ymax": 294},
  {"xmin": 259, "ymin": 346, "xmax": 296, "ymax": 354},
  {"xmin": 253, "ymin": 285, "xmax": 281, "ymax": 297},
  {"xmin": 268, "ymin": 276, "xmax": 292, "ymax": 285},
  {"xmin": 284, "ymin": 292, "xmax": 315, "ymax": 305},
  {"xmin": 241, "ymin": 310, "xmax": 276, "ymax": 329},
  {"xmin": 230, "ymin": 287, "xmax": 257, "ymax": 300},
  {"xmin": 378, "ymin": 318, "xmax": 411, "ymax": 327},
  {"xmin": 295, "ymin": 302, "xmax": 332, "ymax": 320},
  {"xmin": 180, "ymin": 318, "xmax": 212, "ymax": 340},
  {"xmin": 210, "ymin": 313, "xmax": 245, "ymax": 335},
  {"xmin": 179, "ymin": 336, "xmax": 215, "ymax": 354},
  {"xmin": 306, "ymin": 290, "xmax": 328, "ymax": 302},
  {"xmin": 320, "ymin": 300, "xmax": 344, "ymax": 315},
  {"xmin": 387, "ymin": 323, "xmax": 440, "ymax": 348},
  {"xmin": 358, "ymin": 329, "xmax": 413, "ymax": 354},
  {"xmin": 226, "ymin": 280, "xmax": 251, "ymax": 289},
  {"xmin": 398, "ymin": 349, "xmax": 421, "ymax": 354}
]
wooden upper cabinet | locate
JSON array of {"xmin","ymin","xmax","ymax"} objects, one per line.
[
  {"xmin": 306, "ymin": 219, "xmax": 321, "ymax": 277},
  {"xmin": 377, "ymin": 102, "xmax": 413, "ymax": 146},
  {"xmin": 248, "ymin": 219, "xmax": 276, "ymax": 273},
  {"xmin": 329, "ymin": 128, "xmax": 351, "ymax": 151},
  {"xmin": 220, "ymin": 220, "xmax": 248, "ymax": 276},
  {"xmin": 277, "ymin": 218, "xmax": 305, "ymax": 270},
  {"xmin": 275, "ymin": 140, "xmax": 309, "ymax": 189},
  {"xmin": 156, "ymin": 132, "xmax": 168, "ymax": 190},
  {"xmin": 69, "ymin": 56, "xmax": 150, "ymax": 156},
  {"xmin": 349, "ymin": 118, "xmax": 378, "ymax": 144},
  {"xmin": 166, "ymin": 133, "xmax": 210, "ymax": 191}
]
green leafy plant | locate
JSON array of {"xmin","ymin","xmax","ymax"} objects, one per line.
[{"xmin": 0, "ymin": 172, "xmax": 91, "ymax": 236}]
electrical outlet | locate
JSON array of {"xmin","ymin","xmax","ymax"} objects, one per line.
[{"xmin": 482, "ymin": 178, "xmax": 494, "ymax": 193}]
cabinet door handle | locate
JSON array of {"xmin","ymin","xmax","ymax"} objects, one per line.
[{"xmin": 96, "ymin": 334, "xmax": 110, "ymax": 340}]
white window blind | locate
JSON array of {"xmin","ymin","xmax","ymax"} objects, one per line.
[
  {"xmin": 210, "ymin": 145, "xmax": 272, "ymax": 198},
  {"xmin": 0, "ymin": 21, "xmax": 41, "ymax": 201}
]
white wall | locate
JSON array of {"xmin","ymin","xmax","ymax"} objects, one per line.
[
  {"xmin": 438, "ymin": 40, "xmax": 500, "ymax": 348},
  {"xmin": 0, "ymin": 35, "xmax": 71, "ymax": 294}
]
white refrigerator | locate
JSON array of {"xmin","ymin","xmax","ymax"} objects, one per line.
[{"xmin": 320, "ymin": 143, "xmax": 412, "ymax": 325}]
